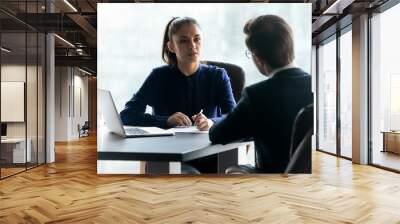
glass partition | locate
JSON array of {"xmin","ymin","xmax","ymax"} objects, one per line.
[
  {"xmin": 0, "ymin": 1, "xmax": 46, "ymax": 179},
  {"xmin": 27, "ymin": 31, "xmax": 38, "ymax": 169},
  {"xmin": 317, "ymin": 37, "xmax": 337, "ymax": 155},
  {"xmin": 339, "ymin": 29, "xmax": 352, "ymax": 158},
  {"xmin": 371, "ymin": 4, "xmax": 400, "ymax": 171},
  {"xmin": 1, "ymin": 31, "xmax": 28, "ymax": 177}
]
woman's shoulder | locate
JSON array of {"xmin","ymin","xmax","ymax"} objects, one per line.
[
  {"xmin": 200, "ymin": 63, "xmax": 225, "ymax": 73},
  {"xmin": 199, "ymin": 63, "xmax": 228, "ymax": 78},
  {"xmin": 147, "ymin": 65, "xmax": 175, "ymax": 79},
  {"xmin": 150, "ymin": 65, "xmax": 174, "ymax": 74}
]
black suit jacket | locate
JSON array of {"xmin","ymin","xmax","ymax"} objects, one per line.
[{"xmin": 209, "ymin": 68, "xmax": 313, "ymax": 173}]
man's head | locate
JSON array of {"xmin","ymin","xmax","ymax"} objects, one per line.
[{"xmin": 244, "ymin": 15, "xmax": 294, "ymax": 77}]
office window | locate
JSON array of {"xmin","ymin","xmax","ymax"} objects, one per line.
[
  {"xmin": 317, "ymin": 37, "xmax": 337, "ymax": 154},
  {"xmin": 98, "ymin": 3, "xmax": 311, "ymax": 112},
  {"xmin": 339, "ymin": 29, "xmax": 352, "ymax": 158},
  {"xmin": 371, "ymin": 3, "xmax": 400, "ymax": 171},
  {"xmin": 0, "ymin": 1, "xmax": 46, "ymax": 179}
]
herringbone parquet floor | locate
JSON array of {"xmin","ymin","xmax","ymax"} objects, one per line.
[{"xmin": 1, "ymin": 135, "xmax": 400, "ymax": 223}]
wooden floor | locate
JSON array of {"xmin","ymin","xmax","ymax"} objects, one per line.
[
  {"xmin": 1, "ymin": 135, "xmax": 400, "ymax": 223},
  {"xmin": 0, "ymin": 167, "xmax": 26, "ymax": 178},
  {"xmin": 1, "ymin": 163, "xmax": 45, "ymax": 178},
  {"xmin": 372, "ymin": 151, "xmax": 400, "ymax": 171}
]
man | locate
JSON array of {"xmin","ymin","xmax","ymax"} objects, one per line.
[{"xmin": 209, "ymin": 15, "xmax": 313, "ymax": 173}]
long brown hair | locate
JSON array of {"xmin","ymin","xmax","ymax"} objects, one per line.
[{"xmin": 162, "ymin": 17, "xmax": 201, "ymax": 66}]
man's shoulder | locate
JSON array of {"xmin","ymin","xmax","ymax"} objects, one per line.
[
  {"xmin": 274, "ymin": 67, "xmax": 310, "ymax": 80},
  {"xmin": 245, "ymin": 79, "xmax": 272, "ymax": 95},
  {"xmin": 247, "ymin": 68, "xmax": 311, "ymax": 91},
  {"xmin": 245, "ymin": 75, "xmax": 310, "ymax": 100}
]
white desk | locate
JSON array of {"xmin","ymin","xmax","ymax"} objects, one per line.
[{"xmin": 1, "ymin": 138, "xmax": 31, "ymax": 163}]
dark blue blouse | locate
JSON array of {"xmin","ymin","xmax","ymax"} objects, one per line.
[{"xmin": 120, "ymin": 64, "xmax": 236, "ymax": 128}]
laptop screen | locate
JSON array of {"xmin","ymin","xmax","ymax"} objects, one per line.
[{"xmin": 1, "ymin": 123, "xmax": 7, "ymax": 137}]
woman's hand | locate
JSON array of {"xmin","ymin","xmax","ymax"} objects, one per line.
[
  {"xmin": 192, "ymin": 112, "xmax": 214, "ymax": 131},
  {"xmin": 167, "ymin": 112, "xmax": 192, "ymax": 127}
]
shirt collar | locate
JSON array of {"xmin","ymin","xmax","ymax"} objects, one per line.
[
  {"xmin": 268, "ymin": 62, "xmax": 296, "ymax": 78},
  {"xmin": 175, "ymin": 63, "xmax": 202, "ymax": 78}
]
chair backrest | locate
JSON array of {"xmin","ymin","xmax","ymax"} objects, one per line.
[
  {"xmin": 203, "ymin": 61, "xmax": 245, "ymax": 103},
  {"xmin": 82, "ymin": 121, "xmax": 90, "ymax": 130},
  {"xmin": 284, "ymin": 103, "xmax": 314, "ymax": 174}
]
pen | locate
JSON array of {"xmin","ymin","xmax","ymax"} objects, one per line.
[{"xmin": 192, "ymin": 109, "xmax": 203, "ymax": 126}]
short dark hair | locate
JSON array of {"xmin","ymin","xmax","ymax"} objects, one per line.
[
  {"xmin": 162, "ymin": 17, "xmax": 201, "ymax": 66},
  {"xmin": 244, "ymin": 15, "xmax": 294, "ymax": 69}
]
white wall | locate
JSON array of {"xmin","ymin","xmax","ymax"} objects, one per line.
[
  {"xmin": 55, "ymin": 67, "xmax": 69, "ymax": 141},
  {"xmin": 1, "ymin": 65, "xmax": 40, "ymax": 137},
  {"xmin": 1, "ymin": 63, "xmax": 46, "ymax": 164},
  {"xmin": 1, "ymin": 65, "xmax": 26, "ymax": 136},
  {"xmin": 55, "ymin": 67, "xmax": 89, "ymax": 141},
  {"xmin": 72, "ymin": 73, "xmax": 89, "ymax": 138}
]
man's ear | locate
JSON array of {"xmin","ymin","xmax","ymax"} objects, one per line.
[
  {"xmin": 253, "ymin": 54, "xmax": 271, "ymax": 75},
  {"xmin": 167, "ymin": 41, "xmax": 175, "ymax": 53},
  {"xmin": 253, "ymin": 54, "xmax": 265, "ymax": 68}
]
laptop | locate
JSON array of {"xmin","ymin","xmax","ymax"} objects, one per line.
[
  {"xmin": 1, "ymin": 123, "xmax": 7, "ymax": 140},
  {"xmin": 98, "ymin": 89, "xmax": 174, "ymax": 137}
]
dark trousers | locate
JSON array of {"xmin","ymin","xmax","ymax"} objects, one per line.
[
  {"xmin": 186, "ymin": 154, "xmax": 218, "ymax": 174},
  {"xmin": 186, "ymin": 148, "xmax": 239, "ymax": 174}
]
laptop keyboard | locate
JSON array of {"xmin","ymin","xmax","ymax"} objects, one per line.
[{"xmin": 125, "ymin": 128, "xmax": 148, "ymax": 135}]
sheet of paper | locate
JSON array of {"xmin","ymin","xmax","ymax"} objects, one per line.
[{"xmin": 170, "ymin": 126, "xmax": 209, "ymax": 134}]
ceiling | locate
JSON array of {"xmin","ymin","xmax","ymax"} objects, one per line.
[{"xmin": 0, "ymin": 0, "xmax": 392, "ymax": 75}]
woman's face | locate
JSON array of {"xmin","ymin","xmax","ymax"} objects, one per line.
[{"xmin": 168, "ymin": 23, "xmax": 202, "ymax": 64}]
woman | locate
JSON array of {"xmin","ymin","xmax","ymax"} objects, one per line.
[{"xmin": 120, "ymin": 17, "xmax": 236, "ymax": 131}]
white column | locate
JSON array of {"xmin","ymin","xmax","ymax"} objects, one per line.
[
  {"xmin": 45, "ymin": 0, "xmax": 56, "ymax": 163},
  {"xmin": 311, "ymin": 45, "xmax": 317, "ymax": 150},
  {"xmin": 352, "ymin": 14, "xmax": 369, "ymax": 164},
  {"xmin": 46, "ymin": 33, "xmax": 55, "ymax": 163}
]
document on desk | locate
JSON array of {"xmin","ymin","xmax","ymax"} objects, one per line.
[{"xmin": 170, "ymin": 126, "xmax": 209, "ymax": 134}]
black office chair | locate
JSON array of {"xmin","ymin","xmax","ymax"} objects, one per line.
[
  {"xmin": 181, "ymin": 163, "xmax": 201, "ymax": 174},
  {"xmin": 225, "ymin": 104, "xmax": 314, "ymax": 174},
  {"xmin": 182, "ymin": 61, "xmax": 246, "ymax": 174},
  {"xmin": 205, "ymin": 61, "xmax": 251, "ymax": 154},
  {"xmin": 203, "ymin": 61, "xmax": 245, "ymax": 103},
  {"xmin": 78, "ymin": 121, "xmax": 90, "ymax": 138},
  {"xmin": 283, "ymin": 103, "xmax": 313, "ymax": 175}
]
